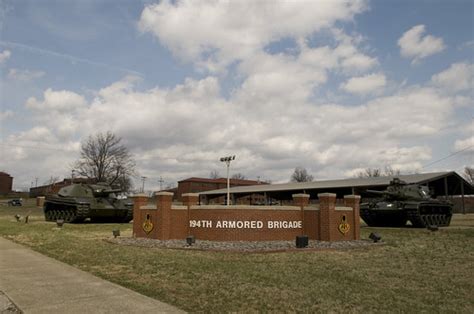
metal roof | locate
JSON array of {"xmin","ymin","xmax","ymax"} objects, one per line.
[
  {"xmin": 178, "ymin": 177, "xmax": 265, "ymax": 185},
  {"xmin": 199, "ymin": 171, "xmax": 462, "ymax": 196}
]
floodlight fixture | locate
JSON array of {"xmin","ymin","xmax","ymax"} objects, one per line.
[
  {"xmin": 220, "ymin": 155, "xmax": 235, "ymax": 162},
  {"xmin": 220, "ymin": 155, "xmax": 236, "ymax": 206}
]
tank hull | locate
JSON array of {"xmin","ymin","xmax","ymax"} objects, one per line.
[
  {"xmin": 43, "ymin": 185, "xmax": 133, "ymax": 223},
  {"xmin": 360, "ymin": 200, "xmax": 452, "ymax": 228}
]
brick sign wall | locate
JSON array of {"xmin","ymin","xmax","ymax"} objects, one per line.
[{"xmin": 132, "ymin": 192, "xmax": 360, "ymax": 242}]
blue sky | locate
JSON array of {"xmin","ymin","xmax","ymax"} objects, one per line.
[{"xmin": 0, "ymin": 0, "xmax": 473, "ymax": 191}]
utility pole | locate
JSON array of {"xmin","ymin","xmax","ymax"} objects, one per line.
[{"xmin": 158, "ymin": 177, "xmax": 164, "ymax": 191}]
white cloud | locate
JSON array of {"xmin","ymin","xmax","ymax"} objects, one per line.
[
  {"xmin": 454, "ymin": 118, "xmax": 474, "ymax": 152},
  {"xmin": 0, "ymin": 110, "xmax": 13, "ymax": 121},
  {"xmin": 139, "ymin": 0, "xmax": 368, "ymax": 72},
  {"xmin": 12, "ymin": 75, "xmax": 457, "ymax": 187},
  {"xmin": 340, "ymin": 73, "xmax": 386, "ymax": 95},
  {"xmin": 398, "ymin": 25, "xmax": 445, "ymax": 63},
  {"xmin": 431, "ymin": 62, "xmax": 474, "ymax": 92},
  {"xmin": 8, "ymin": 68, "xmax": 45, "ymax": 81},
  {"xmin": 454, "ymin": 136, "xmax": 474, "ymax": 152},
  {"xmin": 0, "ymin": 49, "xmax": 10, "ymax": 63},
  {"xmin": 331, "ymin": 29, "xmax": 378, "ymax": 73},
  {"xmin": 26, "ymin": 88, "xmax": 87, "ymax": 112}
]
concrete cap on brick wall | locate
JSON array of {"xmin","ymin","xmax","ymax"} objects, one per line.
[
  {"xmin": 292, "ymin": 193, "xmax": 310, "ymax": 198},
  {"xmin": 154, "ymin": 191, "xmax": 174, "ymax": 196},
  {"xmin": 317, "ymin": 193, "xmax": 337, "ymax": 198},
  {"xmin": 182, "ymin": 193, "xmax": 199, "ymax": 197},
  {"xmin": 130, "ymin": 193, "xmax": 148, "ymax": 198},
  {"xmin": 344, "ymin": 195, "xmax": 361, "ymax": 199}
]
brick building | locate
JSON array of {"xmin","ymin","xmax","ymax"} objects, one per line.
[
  {"xmin": 29, "ymin": 178, "xmax": 95, "ymax": 197},
  {"xmin": 176, "ymin": 177, "xmax": 268, "ymax": 203},
  {"xmin": 0, "ymin": 172, "xmax": 13, "ymax": 195}
]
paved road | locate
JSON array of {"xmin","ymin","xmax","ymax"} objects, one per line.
[{"xmin": 0, "ymin": 237, "xmax": 184, "ymax": 313}]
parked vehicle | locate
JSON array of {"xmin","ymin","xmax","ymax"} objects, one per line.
[{"xmin": 8, "ymin": 199, "xmax": 23, "ymax": 206}]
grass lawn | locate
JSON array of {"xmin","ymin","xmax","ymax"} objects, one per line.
[{"xmin": 1, "ymin": 199, "xmax": 473, "ymax": 312}]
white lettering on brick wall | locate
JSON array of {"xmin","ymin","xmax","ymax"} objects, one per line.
[{"xmin": 189, "ymin": 220, "xmax": 302, "ymax": 229}]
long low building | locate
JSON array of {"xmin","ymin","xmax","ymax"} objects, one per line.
[{"xmin": 199, "ymin": 171, "xmax": 474, "ymax": 213}]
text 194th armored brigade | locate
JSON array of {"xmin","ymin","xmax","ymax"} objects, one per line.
[{"xmin": 189, "ymin": 220, "xmax": 302, "ymax": 229}]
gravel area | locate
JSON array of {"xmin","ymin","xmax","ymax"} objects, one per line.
[{"xmin": 108, "ymin": 237, "xmax": 381, "ymax": 252}]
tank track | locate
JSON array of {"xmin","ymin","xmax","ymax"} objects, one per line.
[
  {"xmin": 361, "ymin": 202, "xmax": 452, "ymax": 228},
  {"xmin": 44, "ymin": 202, "xmax": 90, "ymax": 223},
  {"xmin": 406, "ymin": 203, "xmax": 452, "ymax": 227}
]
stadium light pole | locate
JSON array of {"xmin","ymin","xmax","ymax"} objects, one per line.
[{"xmin": 220, "ymin": 155, "xmax": 235, "ymax": 206}]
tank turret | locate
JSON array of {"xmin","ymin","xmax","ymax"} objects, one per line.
[
  {"xmin": 360, "ymin": 178, "xmax": 452, "ymax": 228},
  {"xmin": 43, "ymin": 183, "xmax": 133, "ymax": 223}
]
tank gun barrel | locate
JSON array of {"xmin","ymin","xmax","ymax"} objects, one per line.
[
  {"xmin": 365, "ymin": 189, "xmax": 388, "ymax": 195},
  {"xmin": 103, "ymin": 189, "xmax": 122, "ymax": 194},
  {"xmin": 364, "ymin": 189, "xmax": 405, "ymax": 199}
]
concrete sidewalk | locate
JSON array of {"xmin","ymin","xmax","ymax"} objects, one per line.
[{"xmin": 0, "ymin": 237, "xmax": 184, "ymax": 313}]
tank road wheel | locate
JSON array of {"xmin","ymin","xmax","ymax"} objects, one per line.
[
  {"xmin": 44, "ymin": 209, "xmax": 52, "ymax": 221},
  {"xmin": 64, "ymin": 207, "xmax": 78, "ymax": 223},
  {"xmin": 64, "ymin": 210, "xmax": 72, "ymax": 223},
  {"xmin": 55, "ymin": 210, "xmax": 63, "ymax": 220},
  {"xmin": 409, "ymin": 214, "xmax": 425, "ymax": 228},
  {"xmin": 422, "ymin": 215, "xmax": 430, "ymax": 227}
]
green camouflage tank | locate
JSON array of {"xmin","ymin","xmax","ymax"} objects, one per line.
[
  {"xmin": 360, "ymin": 178, "xmax": 452, "ymax": 227},
  {"xmin": 43, "ymin": 183, "xmax": 133, "ymax": 223}
]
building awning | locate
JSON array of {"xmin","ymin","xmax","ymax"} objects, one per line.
[{"xmin": 199, "ymin": 171, "xmax": 473, "ymax": 199}]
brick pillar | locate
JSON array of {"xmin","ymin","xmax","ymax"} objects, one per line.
[
  {"xmin": 318, "ymin": 193, "xmax": 337, "ymax": 241},
  {"xmin": 344, "ymin": 195, "xmax": 361, "ymax": 240},
  {"xmin": 182, "ymin": 193, "xmax": 199, "ymax": 207},
  {"xmin": 182, "ymin": 193, "xmax": 199, "ymax": 236},
  {"xmin": 293, "ymin": 194, "xmax": 309, "ymax": 235},
  {"xmin": 131, "ymin": 194, "xmax": 148, "ymax": 237},
  {"xmin": 156, "ymin": 192, "xmax": 174, "ymax": 240}
]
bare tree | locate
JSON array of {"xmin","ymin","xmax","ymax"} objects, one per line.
[
  {"xmin": 209, "ymin": 170, "xmax": 220, "ymax": 179},
  {"xmin": 358, "ymin": 168, "xmax": 381, "ymax": 178},
  {"xmin": 42, "ymin": 176, "xmax": 59, "ymax": 186},
  {"xmin": 291, "ymin": 167, "xmax": 314, "ymax": 182},
  {"xmin": 384, "ymin": 166, "xmax": 401, "ymax": 177},
  {"xmin": 74, "ymin": 132, "xmax": 136, "ymax": 191},
  {"xmin": 358, "ymin": 166, "xmax": 401, "ymax": 178},
  {"xmin": 464, "ymin": 166, "xmax": 474, "ymax": 185},
  {"xmin": 232, "ymin": 173, "xmax": 246, "ymax": 180}
]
